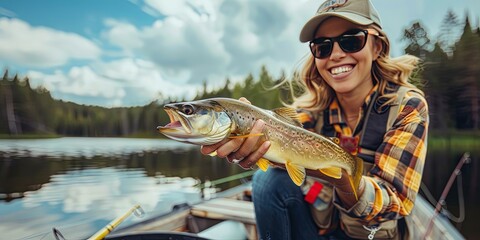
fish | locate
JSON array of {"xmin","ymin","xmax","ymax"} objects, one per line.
[{"xmin": 157, "ymin": 98, "xmax": 363, "ymax": 199}]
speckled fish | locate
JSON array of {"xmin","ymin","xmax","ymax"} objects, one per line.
[{"xmin": 157, "ymin": 98, "xmax": 363, "ymax": 199}]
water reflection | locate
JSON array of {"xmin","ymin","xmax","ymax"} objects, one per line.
[
  {"xmin": 0, "ymin": 137, "xmax": 246, "ymax": 239},
  {"xmin": 0, "ymin": 137, "xmax": 478, "ymax": 239},
  {"xmin": 0, "ymin": 137, "xmax": 193, "ymax": 158}
]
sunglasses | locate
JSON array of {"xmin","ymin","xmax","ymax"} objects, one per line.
[{"xmin": 309, "ymin": 29, "xmax": 379, "ymax": 59}]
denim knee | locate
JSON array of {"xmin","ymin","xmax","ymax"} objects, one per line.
[
  {"xmin": 252, "ymin": 168, "xmax": 303, "ymax": 202},
  {"xmin": 252, "ymin": 168, "xmax": 325, "ymax": 240}
]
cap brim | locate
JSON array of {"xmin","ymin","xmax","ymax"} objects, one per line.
[{"xmin": 299, "ymin": 12, "xmax": 374, "ymax": 42}]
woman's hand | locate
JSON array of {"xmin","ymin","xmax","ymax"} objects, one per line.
[{"xmin": 200, "ymin": 97, "xmax": 271, "ymax": 169}]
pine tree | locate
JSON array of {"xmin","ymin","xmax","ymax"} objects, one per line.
[
  {"xmin": 423, "ymin": 43, "xmax": 450, "ymax": 130},
  {"xmin": 438, "ymin": 10, "xmax": 462, "ymax": 57},
  {"xmin": 451, "ymin": 16, "xmax": 480, "ymax": 129}
]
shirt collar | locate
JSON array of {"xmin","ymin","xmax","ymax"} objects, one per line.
[{"xmin": 328, "ymin": 84, "xmax": 379, "ymax": 125}]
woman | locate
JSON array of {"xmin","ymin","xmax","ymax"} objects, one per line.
[{"xmin": 201, "ymin": 0, "xmax": 429, "ymax": 239}]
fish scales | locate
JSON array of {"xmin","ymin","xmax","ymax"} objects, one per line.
[{"xmin": 157, "ymin": 98, "xmax": 363, "ymax": 199}]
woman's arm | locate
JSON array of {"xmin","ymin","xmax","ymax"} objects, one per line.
[{"xmin": 333, "ymin": 91, "xmax": 429, "ymax": 222}]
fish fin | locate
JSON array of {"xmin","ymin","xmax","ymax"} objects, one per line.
[
  {"xmin": 228, "ymin": 133, "xmax": 264, "ymax": 139},
  {"xmin": 208, "ymin": 151, "xmax": 217, "ymax": 157},
  {"xmin": 319, "ymin": 167, "xmax": 342, "ymax": 179},
  {"xmin": 256, "ymin": 158, "xmax": 271, "ymax": 172},
  {"xmin": 351, "ymin": 157, "xmax": 364, "ymax": 200},
  {"xmin": 272, "ymin": 107, "xmax": 302, "ymax": 127},
  {"xmin": 347, "ymin": 175, "xmax": 359, "ymax": 200},
  {"xmin": 285, "ymin": 161, "xmax": 306, "ymax": 186}
]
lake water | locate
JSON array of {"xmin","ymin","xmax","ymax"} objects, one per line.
[
  {"xmin": 0, "ymin": 137, "xmax": 246, "ymax": 239},
  {"xmin": 0, "ymin": 137, "xmax": 478, "ymax": 239}
]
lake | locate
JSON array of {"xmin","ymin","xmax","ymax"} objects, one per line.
[
  {"xmin": 0, "ymin": 137, "xmax": 246, "ymax": 239},
  {"xmin": 0, "ymin": 137, "xmax": 478, "ymax": 239}
]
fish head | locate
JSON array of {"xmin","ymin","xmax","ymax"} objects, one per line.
[{"xmin": 157, "ymin": 100, "xmax": 233, "ymax": 145}]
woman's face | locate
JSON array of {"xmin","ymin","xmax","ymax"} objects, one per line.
[{"xmin": 313, "ymin": 17, "xmax": 382, "ymax": 96}]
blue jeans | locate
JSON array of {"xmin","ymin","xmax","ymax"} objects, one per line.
[{"xmin": 252, "ymin": 168, "xmax": 324, "ymax": 240}]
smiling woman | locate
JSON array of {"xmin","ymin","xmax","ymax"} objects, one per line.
[{"xmin": 198, "ymin": 0, "xmax": 432, "ymax": 239}]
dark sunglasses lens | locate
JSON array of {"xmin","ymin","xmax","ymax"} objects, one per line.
[
  {"xmin": 310, "ymin": 39, "xmax": 333, "ymax": 58},
  {"xmin": 339, "ymin": 32, "xmax": 367, "ymax": 53},
  {"xmin": 310, "ymin": 30, "xmax": 368, "ymax": 59}
]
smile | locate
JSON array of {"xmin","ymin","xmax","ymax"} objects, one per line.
[{"xmin": 330, "ymin": 65, "xmax": 353, "ymax": 75}]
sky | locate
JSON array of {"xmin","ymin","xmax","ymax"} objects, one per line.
[{"xmin": 0, "ymin": 0, "xmax": 479, "ymax": 107}]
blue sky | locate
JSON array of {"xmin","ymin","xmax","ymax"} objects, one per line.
[{"xmin": 1, "ymin": 0, "xmax": 479, "ymax": 107}]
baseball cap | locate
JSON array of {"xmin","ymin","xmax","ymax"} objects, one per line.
[{"xmin": 299, "ymin": 0, "xmax": 382, "ymax": 42}]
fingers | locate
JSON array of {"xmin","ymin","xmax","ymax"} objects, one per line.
[
  {"xmin": 216, "ymin": 137, "xmax": 245, "ymax": 159},
  {"xmin": 200, "ymin": 138, "xmax": 228, "ymax": 155},
  {"xmin": 201, "ymin": 119, "xmax": 265, "ymax": 162},
  {"xmin": 237, "ymin": 141, "xmax": 271, "ymax": 169},
  {"xmin": 200, "ymin": 137, "xmax": 244, "ymax": 158},
  {"xmin": 227, "ymin": 119, "xmax": 265, "ymax": 161},
  {"xmin": 201, "ymin": 98, "xmax": 267, "ymax": 170}
]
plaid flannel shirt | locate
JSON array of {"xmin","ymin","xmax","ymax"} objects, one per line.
[{"xmin": 299, "ymin": 85, "xmax": 429, "ymax": 222}]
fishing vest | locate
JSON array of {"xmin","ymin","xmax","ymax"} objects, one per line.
[
  {"xmin": 303, "ymin": 84, "xmax": 422, "ymax": 239},
  {"xmin": 312, "ymin": 84, "xmax": 417, "ymax": 163}
]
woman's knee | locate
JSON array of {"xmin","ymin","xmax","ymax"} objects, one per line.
[
  {"xmin": 253, "ymin": 168, "xmax": 288, "ymax": 189},
  {"xmin": 252, "ymin": 168, "xmax": 302, "ymax": 200}
]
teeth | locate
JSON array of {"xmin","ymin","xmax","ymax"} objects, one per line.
[{"xmin": 331, "ymin": 66, "xmax": 352, "ymax": 75}]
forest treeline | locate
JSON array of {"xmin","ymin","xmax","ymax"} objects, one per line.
[
  {"xmin": 0, "ymin": 65, "xmax": 286, "ymax": 137},
  {"xmin": 0, "ymin": 11, "xmax": 479, "ymax": 137},
  {"xmin": 0, "ymin": 72, "xmax": 161, "ymax": 137}
]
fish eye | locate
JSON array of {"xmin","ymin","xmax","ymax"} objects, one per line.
[{"xmin": 182, "ymin": 104, "xmax": 195, "ymax": 115}]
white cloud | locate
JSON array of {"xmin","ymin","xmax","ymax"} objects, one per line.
[
  {"xmin": 103, "ymin": 19, "xmax": 143, "ymax": 53},
  {"xmin": 9, "ymin": 0, "xmax": 318, "ymax": 107},
  {"xmin": 28, "ymin": 58, "xmax": 200, "ymax": 107},
  {"xmin": 215, "ymin": 0, "xmax": 314, "ymax": 75},
  {"xmin": 29, "ymin": 67, "xmax": 125, "ymax": 99},
  {"xmin": 102, "ymin": 0, "xmax": 314, "ymax": 87},
  {"xmin": 4, "ymin": 0, "xmax": 477, "ymax": 107},
  {"xmin": 96, "ymin": 58, "xmax": 199, "ymax": 99},
  {"xmin": 101, "ymin": 10, "xmax": 232, "ymax": 86},
  {"xmin": 0, "ymin": 18, "xmax": 101, "ymax": 68}
]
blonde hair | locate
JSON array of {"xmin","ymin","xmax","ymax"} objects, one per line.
[{"xmin": 291, "ymin": 25, "xmax": 423, "ymax": 112}]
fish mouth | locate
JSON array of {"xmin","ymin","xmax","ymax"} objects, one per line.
[{"xmin": 157, "ymin": 108, "xmax": 192, "ymax": 135}]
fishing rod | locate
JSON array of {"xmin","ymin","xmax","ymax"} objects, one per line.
[
  {"xmin": 53, "ymin": 204, "xmax": 144, "ymax": 240},
  {"xmin": 87, "ymin": 204, "xmax": 144, "ymax": 240},
  {"xmin": 423, "ymin": 152, "xmax": 470, "ymax": 239},
  {"xmin": 197, "ymin": 170, "xmax": 256, "ymax": 188}
]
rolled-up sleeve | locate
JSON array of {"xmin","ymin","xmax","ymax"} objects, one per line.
[{"xmin": 333, "ymin": 91, "xmax": 429, "ymax": 222}]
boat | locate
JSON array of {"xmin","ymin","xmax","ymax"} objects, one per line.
[
  {"xmin": 94, "ymin": 179, "xmax": 465, "ymax": 240},
  {"xmin": 99, "ymin": 153, "xmax": 470, "ymax": 240},
  {"xmin": 105, "ymin": 183, "xmax": 257, "ymax": 240},
  {"xmin": 406, "ymin": 193, "xmax": 465, "ymax": 240}
]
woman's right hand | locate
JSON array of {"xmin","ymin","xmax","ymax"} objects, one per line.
[{"xmin": 200, "ymin": 98, "xmax": 271, "ymax": 169}]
